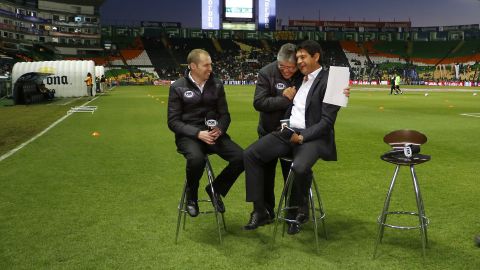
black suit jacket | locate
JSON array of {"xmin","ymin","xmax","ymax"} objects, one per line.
[{"xmin": 285, "ymin": 68, "xmax": 340, "ymax": 161}]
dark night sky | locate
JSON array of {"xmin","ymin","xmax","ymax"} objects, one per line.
[{"xmin": 100, "ymin": 0, "xmax": 480, "ymax": 27}]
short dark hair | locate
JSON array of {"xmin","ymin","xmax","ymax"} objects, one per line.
[
  {"xmin": 297, "ymin": 40, "xmax": 323, "ymax": 64},
  {"xmin": 187, "ymin": 49, "xmax": 210, "ymax": 65}
]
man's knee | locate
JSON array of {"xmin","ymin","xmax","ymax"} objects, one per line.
[
  {"xmin": 291, "ymin": 163, "xmax": 311, "ymax": 176},
  {"xmin": 244, "ymin": 146, "xmax": 256, "ymax": 162},
  {"xmin": 230, "ymin": 148, "xmax": 244, "ymax": 164},
  {"xmin": 186, "ymin": 154, "xmax": 206, "ymax": 170}
]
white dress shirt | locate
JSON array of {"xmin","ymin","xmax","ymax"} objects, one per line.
[
  {"xmin": 289, "ymin": 67, "xmax": 322, "ymax": 129},
  {"xmin": 188, "ymin": 72, "xmax": 206, "ymax": 93}
]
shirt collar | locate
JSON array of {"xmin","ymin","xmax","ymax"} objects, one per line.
[
  {"xmin": 188, "ymin": 71, "xmax": 206, "ymax": 90},
  {"xmin": 307, "ymin": 67, "xmax": 322, "ymax": 81}
]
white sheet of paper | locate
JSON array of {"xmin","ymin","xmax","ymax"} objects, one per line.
[{"xmin": 323, "ymin": 66, "xmax": 350, "ymax": 107}]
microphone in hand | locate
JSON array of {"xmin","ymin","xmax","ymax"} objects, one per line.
[
  {"xmin": 279, "ymin": 122, "xmax": 295, "ymax": 141},
  {"xmin": 205, "ymin": 111, "xmax": 221, "ymax": 140},
  {"xmin": 205, "ymin": 111, "xmax": 218, "ymax": 131}
]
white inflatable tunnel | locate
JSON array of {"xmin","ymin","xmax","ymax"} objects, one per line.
[
  {"xmin": 12, "ymin": 60, "xmax": 96, "ymax": 97},
  {"xmin": 95, "ymin": 65, "xmax": 105, "ymax": 78}
]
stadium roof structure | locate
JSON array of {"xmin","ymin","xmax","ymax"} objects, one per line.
[{"xmin": 47, "ymin": 0, "xmax": 106, "ymax": 7}]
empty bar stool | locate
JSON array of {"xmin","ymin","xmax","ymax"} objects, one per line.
[
  {"xmin": 273, "ymin": 157, "xmax": 327, "ymax": 252},
  {"xmin": 374, "ymin": 130, "xmax": 431, "ymax": 258},
  {"xmin": 175, "ymin": 155, "xmax": 226, "ymax": 244}
]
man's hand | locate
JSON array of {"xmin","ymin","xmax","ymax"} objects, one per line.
[
  {"xmin": 343, "ymin": 87, "xmax": 351, "ymax": 97},
  {"xmin": 282, "ymin": 86, "xmax": 297, "ymax": 101},
  {"xmin": 290, "ymin": 133, "xmax": 303, "ymax": 144},
  {"xmin": 197, "ymin": 130, "xmax": 216, "ymax": 145},
  {"xmin": 209, "ymin": 127, "xmax": 222, "ymax": 141}
]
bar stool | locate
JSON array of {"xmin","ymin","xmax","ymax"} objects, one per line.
[
  {"xmin": 175, "ymin": 155, "xmax": 226, "ymax": 244},
  {"xmin": 273, "ymin": 157, "xmax": 327, "ymax": 252},
  {"xmin": 374, "ymin": 130, "xmax": 431, "ymax": 258}
]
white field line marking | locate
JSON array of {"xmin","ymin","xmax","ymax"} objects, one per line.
[
  {"xmin": 0, "ymin": 96, "xmax": 100, "ymax": 162},
  {"xmin": 460, "ymin": 113, "xmax": 480, "ymax": 118},
  {"xmin": 352, "ymin": 87, "xmax": 478, "ymax": 93}
]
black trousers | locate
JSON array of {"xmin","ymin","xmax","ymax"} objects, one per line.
[
  {"xmin": 263, "ymin": 156, "xmax": 291, "ymax": 214},
  {"xmin": 176, "ymin": 134, "xmax": 244, "ymax": 200},
  {"xmin": 244, "ymin": 132, "xmax": 319, "ymax": 209}
]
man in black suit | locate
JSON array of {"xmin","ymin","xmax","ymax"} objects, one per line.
[
  {"xmin": 168, "ymin": 49, "xmax": 244, "ymax": 217},
  {"xmin": 243, "ymin": 40, "xmax": 342, "ymax": 234}
]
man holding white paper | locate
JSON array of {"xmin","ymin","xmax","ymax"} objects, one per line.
[{"xmin": 243, "ymin": 40, "xmax": 348, "ymax": 234}]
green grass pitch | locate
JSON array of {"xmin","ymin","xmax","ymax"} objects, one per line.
[{"xmin": 0, "ymin": 85, "xmax": 479, "ymax": 269}]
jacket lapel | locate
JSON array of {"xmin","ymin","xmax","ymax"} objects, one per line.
[{"xmin": 305, "ymin": 70, "xmax": 325, "ymax": 111}]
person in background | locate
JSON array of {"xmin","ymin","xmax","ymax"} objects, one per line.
[
  {"xmin": 95, "ymin": 76, "xmax": 101, "ymax": 93},
  {"xmin": 84, "ymin": 72, "xmax": 93, "ymax": 96},
  {"xmin": 389, "ymin": 75, "xmax": 396, "ymax": 95},
  {"xmin": 100, "ymin": 75, "xmax": 107, "ymax": 92},
  {"xmin": 394, "ymin": 73, "xmax": 403, "ymax": 94}
]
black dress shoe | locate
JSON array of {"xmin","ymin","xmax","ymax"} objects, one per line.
[
  {"xmin": 287, "ymin": 222, "xmax": 301, "ymax": 235},
  {"xmin": 186, "ymin": 200, "xmax": 199, "ymax": 217},
  {"xmin": 243, "ymin": 210, "xmax": 270, "ymax": 230},
  {"xmin": 205, "ymin": 185, "xmax": 225, "ymax": 213},
  {"xmin": 295, "ymin": 205, "xmax": 309, "ymax": 224}
]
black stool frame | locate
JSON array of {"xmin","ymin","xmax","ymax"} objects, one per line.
[
  {"xmin": 175, "ymin": 156, "xmax": 226, "ymax": 244},
  {"xmin": 273, "ymin": 157, "xmax": 327, "ymax": 252}
]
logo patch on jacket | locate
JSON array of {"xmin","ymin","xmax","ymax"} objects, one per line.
[
  {"xmin": 275, "ymin": 83, "xmax": 286, "ymax": 90},
  {"xmin": 184, "ymin": 91, "xmax": 194, "ymax": 98}
]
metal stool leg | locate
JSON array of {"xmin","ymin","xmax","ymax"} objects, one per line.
[
  {"xmin": 410, "ymin": 165, "xmax": 428, "ymax": 246},
  {"xmin": 374, "ymin": 165, "xmax": 400, "ymax": 258},
  {"xmin": 312, "ymin": 178, "xmax": 327, "ymax": 239},
  {"xmin": 205, "ymin": 158, "xmax": 226, "ymax": 230},
  {"xmin": 175, "ymin": 180, "xmax": 187, "ymax": 244},
  {"xmin": 175, "ymin": 156, "xmax": 226, "ymax": 244},
  {"xmin": 274, "ymin": 165, "xmax": 327, "ymax": 252},
  {"xmin": 309, "ymin": 187, "xmax": 320, "ymax": 252},
  {"xmin": 273, "ymin": 168, "xmax": 294, "ymax": 243},
  {"xmin": 410, "ymin": 165, "xmax": 427, "ymax": 257},
  {"xmin": 205, "ymin": 157, "xmax": 224, "ymax": 244},
  {"xmin": 282, "ymin": 171, "xmax": 295, "ymax": 237}
]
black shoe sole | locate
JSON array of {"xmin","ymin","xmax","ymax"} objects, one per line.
[
  {"xmin": 243, "ymin": 219, "xmax": 271, "ymax": 230},
  {"xmin": 287, "ymin": 227, "xmax": 301, "ymax": 235}
]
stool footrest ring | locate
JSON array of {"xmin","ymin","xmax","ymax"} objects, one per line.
[
  {"xmin": 277, "ymin": 208, "xmax": 326, "ymax": 222},
  {"xmin": 377, "ymin": 211, "xmax": 429, "ymax": 230},
  {"xmin": 179, "ymin": 209, "xmax": 217, "ymax": 215}
]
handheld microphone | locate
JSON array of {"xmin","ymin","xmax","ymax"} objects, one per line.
[{"xmin": 205, "ymin": 111, "xmax": 218, "ymax": 131}]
